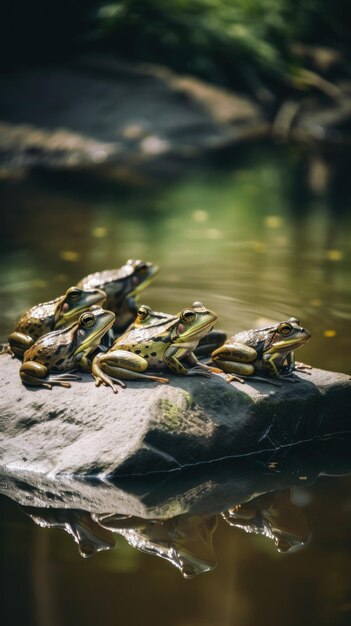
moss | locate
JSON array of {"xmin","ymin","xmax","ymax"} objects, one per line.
[{"xmin": 157, "ymin": 392, "xmax": 192, "ymax": 431}]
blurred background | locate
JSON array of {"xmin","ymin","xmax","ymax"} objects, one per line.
[{"xmin": 0, "ymin": 2, "xmax": 351, "ymax": 625}]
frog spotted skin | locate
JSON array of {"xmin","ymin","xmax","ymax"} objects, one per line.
[
  {"xmin": 92, "ymin": 302, "xmax": 219, "ymax": 393},
  {"xmin": 77, "ymin": 259, "xmax": 159, "ymax": 333},
  {"xmin": 211, "ymin": 318, "xmax": 311, "ymax": 384},
  {"xmin": 20, "ymin": 306, "xmax": 115, "ymax": 389},
  {"xmin": 1, "ymin": 286, "xmax": 106, "ymax": 359}
]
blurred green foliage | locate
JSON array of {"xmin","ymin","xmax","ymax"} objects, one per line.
[
  {"xmin": 2, "ymin": 0, "xmax": 350, "ymax": 97},
  {"xmin": 91, "ymin": 0, "xmax": 351, "ymax": 94}
]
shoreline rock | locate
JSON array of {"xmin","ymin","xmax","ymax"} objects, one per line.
[{"xmin": 0, "ymin": 58, "xmax": 268, "ymax": 180}]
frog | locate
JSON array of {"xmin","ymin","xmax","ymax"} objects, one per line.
[
  {"xmin": 0, "ymin": 286, "xmax": 106, "ymax": 359},
  {"xmin": 20, "ymin": 306, "xmax": 115, "ymax": 389},
  {"xmin": 211, "ymin": 317, "xmax": 311, "ymax": 385},
  {"xmin": 77, "ymin": 259, "xmax": 159, "ymax": 333},
  {"xmin": 91, "ymin": 301, "xmax": 219, "ymax": 393}
]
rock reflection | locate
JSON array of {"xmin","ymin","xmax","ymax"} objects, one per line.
[
  {"xmin": 21, "ymin": 489, "xmax": 310, "ymax": 577},
  {"xmin": 4, "ymin": 435, "xmax": 351, "ymax": 578}
]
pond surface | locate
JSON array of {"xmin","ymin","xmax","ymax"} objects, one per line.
[{"xmin": 0, "ymin": 142, "xmax": 350, "ymax": 626}]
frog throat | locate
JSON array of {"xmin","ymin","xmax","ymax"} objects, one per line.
[
  {"xmin": 73, "ymin": 318, "xmax": 114, "ymax": 358},
  {"xmin": 174, "ymin": 320, "xmax": 214, "ymax": 343}
]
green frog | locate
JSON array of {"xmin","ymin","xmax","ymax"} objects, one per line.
[
  {"xmin": 1, "ymin": 286, "xmax": 106, "ymax": 359},
  {"xmin": 211, "ymin": 318, "xmax": 311, "ymax": 384},
  {"xmin": 91, "ymin": 302, "xmax": 219, "ymax": 393},
  {"xmin": 77, "ymin": 259, "xmax": 159, "ymax": 333},
  {"xmin": 20, "ymin": 306, "xmax": 115, "ymax": 389}
]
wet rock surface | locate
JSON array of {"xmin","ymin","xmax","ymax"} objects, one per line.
[{"xmin": 0, "ymin": 355, "xmax": 350, "ymax": 481}]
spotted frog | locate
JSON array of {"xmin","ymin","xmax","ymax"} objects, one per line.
[
  {"xmin": 20, "ymin": 306, "xmax": 115, "ymax": 389},
  {"xmin": 91, "ymin": 302, "xmax": 219, "ymax": 393},
  {"xmin": 211, "ymin": 318, "xmax": 311, "ymax": 384},
  {"xmin": 77, "ymin": 259, "xmax": 158, "ymax": 333},
  {"xmin": 1, "ymin": 286, "xmax": 106, "ymax": 359}
]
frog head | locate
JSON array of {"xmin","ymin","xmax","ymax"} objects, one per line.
[
  {"xmin": 267, "ymin": 318, "xmax": 311, "ymax": 354},
  {"xmin": 54, "ymin": 287, "xmax": 106, "ymax": 328},
  {"xmin": 125, "ymin": 259, "xmax": 159, "ymax": 296},
  {"xmin": 73, "ymin": 306, "xmax": 115, "ymax": 361},
  {"xmin": 173, "ymin": 301, "xmax": 217, "ymax": 348}
]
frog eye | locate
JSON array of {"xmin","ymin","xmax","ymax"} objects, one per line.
[
  {"xmin": 136, "ymin": 262, "xmax": 149, "ymax": 274},
  {"xmin": 66, "ymin": 287, "xmax": 82, "ymax": 302},
  {"xmin": 80, "ymin": 312, "xmax": 96, "ymax": 329},
  {"xmin": 278, "ymin": 322, "xmax": 293, "ymax": 336},
  {"xmin": 288, "ymin": 317, "xmax": 300, "ymax": 325},
  {"xmin": 181, "ymin": 309, "xmax": 196, "ymax": 323},
  {"xmin": 137, "ymin": 305, "xmax": 151, "ymax": 320}
]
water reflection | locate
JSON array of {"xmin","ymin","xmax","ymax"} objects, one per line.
[
  {"xmin": 2, "ymin": 435, "xmax": 350, "ymax": 578},
  {"xmin": 222, "ymin": 490, "xmax": 310, "ymax": 553}
]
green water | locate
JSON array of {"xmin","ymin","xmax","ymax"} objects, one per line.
[
  {"xmin": 0, "ymin": 142, "xmax": 351, "ymax": 626},
  {"xmin": 1, "ymin": 144, "xmax": 350, "ymax": 372}
]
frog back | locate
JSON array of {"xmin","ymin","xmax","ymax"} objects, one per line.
[
  {"xmin": 15, "ymin": 298, "xmax": 60, "ymax": 340},
  {"xmin": 113, "ymin": 321, "xmax": 176, "ymax": 368},
  {"xmin": 23, "ymin": 325, "xmax": 78, "ymax": 371}
]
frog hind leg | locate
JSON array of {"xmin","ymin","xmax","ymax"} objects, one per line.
[
  {"xmin": 20, "ymin": 362, "xmax": 81, "ymax": 389},
  {"xmin": 8, "ymin": 332, "xmax": 35, "ymax": 359},
  {"xmin": 92, "ymin": 350, "xmax": 169, "ymax": 394},
  {"xmin": 212, "ymin": 359, "xmax": 255, "ymax": 383},
  {"xmin": 194, "ymin": 330, "xmax": 228, "ymax": 358},
  {"xmin": 211, "ymin": 342, "xmax": 258, "ymax": 383}
]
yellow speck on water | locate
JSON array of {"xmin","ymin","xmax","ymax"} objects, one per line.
[
  {"xmin": 275, "ymin": 235, "xmax": 288, "ymax": 246},
  {"xmin": 299, "ymin": 476, "xmax": 308, "ymax": 480},
  {"xmin": 55, "ymin": 274, "xmax": 69, "ymax": 282},
  {"xmin": 33, "ymin": 280, "xmax": 48, "ymax": 288},
  {"xmin": 59, "ymin": 251, "xmax": 80, "ymax": 262},
  {"xmin": 206, "ymin": 228, "xmax": 222, "ymax": 240},
  {"xmin": 310, "ymin": 298, "xmax": 322, "ymax": 307},
  {"xmin": 192, "ymin": 210, "xmax": 208, "ymax": 223},
  {"xmin": 326, "ymin": 249, "xmax": 343, "ymax": 261},
  {"xmin": 324, "ymin": 329, "xmax": 336, "ymax": 338},
  {"xmin": 92, "ymin": 227, "xmax": 108, "ymax": 239},
  {"xmin": 251, "ymin": 241, "xmax": 266, "ymax": 252},
  {"xmin": 265, "ymin": 215, "xmax": 282, "ymax": 229}
]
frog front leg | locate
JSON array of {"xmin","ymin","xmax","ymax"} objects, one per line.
[
  {"xmin": 92, "ymin": 350, "xmax": 169, "ymax": 394},
  {"xmin": 287, "ymin": 352, "xmax": 312, "ymax": 374},
  {"xmin": 20, "ymin": 362, "xmax": 81, "ymax": 389},
  {"xmin": 262, "ymin": 352, "xmax": 298, "ymax": 383},
  {"xmin": 185, "ymin": 351, "xmax": 222, "ymax": 375},
  {"xmin": 164, "ymin": 346, "xmax": 212, "ymax": 377}
]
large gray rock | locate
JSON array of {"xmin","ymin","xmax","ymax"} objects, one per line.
[{"xmin": 0, "ymin": 355, "xmax": 350, "ymax": 480}]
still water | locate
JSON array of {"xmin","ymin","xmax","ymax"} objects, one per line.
[{"xmin": 0, "ymin": 142, "xmax": 351, "ymax": 625}]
